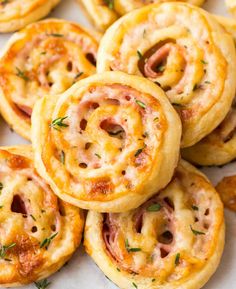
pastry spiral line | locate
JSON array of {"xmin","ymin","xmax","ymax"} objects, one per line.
[
  {"xmin": 32, "ymin": 72, "xmax": 181, "ymax": 212},
  {"xmin": 0, "ymin": 146, "xmax": 84, "ymax": 287},
  {"xmin": 0, "ymin": 0, "xmax": 61, "ymax": 33},
  {"xmin": 84, "ymin": 160, "xmax": 225, "ymax": 289},
  {"xmin": 97, "ymin": 3, "xmax": 236, "ymax": 147},
  {"xmin": 0, "ymin": 19, "xmax": 99, "ymax": 140}
]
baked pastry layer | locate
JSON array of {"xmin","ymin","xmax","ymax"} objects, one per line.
[
  {"xmin": 0, "ymin": 19, "xmax": 99, "ymax": 139},
  {"xmin": 182, "ymin": 16, "xmax": 236, "ymax": 166},
  {"xmin": 226, "ymin": 0, "xmax": 236, "ymax": 18},
  {"xmin": 84, "ymin": 160, "xmax": 225, "ymax": 289},
  {"xmin": 77, "ymin": 0, "xmax": 205, "ymax": 31},
  {"xmin": 97, "ymin": 2, "xmax": 236, "ymax": 147},
  {"xmin": 0, "ymin": 145, "xmax": 84, "ymax": 287},
  {"xmin": 0, "ymin": 0, "xmax": 61, "ymax": 33},
  {"xmin": 216, "ymin": 175, "xmax": 236, "ymax": 212},
  {"xmin": 32, "ymin": 71, "xmax": 181, "ymax": 212}
]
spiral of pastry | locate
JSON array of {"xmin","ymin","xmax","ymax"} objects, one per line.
[
  {"xmin": 32, "ymin": 72, "xmax": 181, "ymax": 212},
  {"xmin": 0, "ymin": 0, "xmax": 61, "ymax": 33},
  {"xmin": 84, "ymin": 160, "xmax": 225, "ymax": 289},
  {"xmin": 77, "ymin": 0, "xmax": 205, "ymax": 31},
  {"xmin": 182, "ymin": 16, "xmax": 236, "ymax": 166},
  {"xmin": 0, "ymin": 19, "xmax": 99, "ymax": 140},
  {"xmin": 216, "ymin": 175, "xmax": 236, "ymax": 212},
  {"xmin": 0, "ymin": 146, "xmax": 84, "ymax": 287},
  {"xmin": 97, "ymin": 3, "xmax": 236, "ymax": 147}
]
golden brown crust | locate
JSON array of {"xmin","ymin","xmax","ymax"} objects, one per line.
[
  {"xmin": 216, "ymin": 175, "xmax": 236, "ymax": 212},
  {"xmin": 225, "ymin": 0, "xmax": 236, "ymax": 18},
  {"xmin": 77, "ymin": 0, "xmax": 205, "ymax": 31},
  {"xmin": 84, "ymin": 160, "xmax": 225, "ymax": 289},
  {"xmin": 0, "ymin": 19, "xmax": 99, "ymax": 140},
  {"xmin": 0, "ymin": 0, "xmax": 61, "ymax": 33},
  {"xmin": 0, "ymin": 145, "xmax": 84, "ymax": 287},
  {"xmin": 182, "ymin": 16, "xmax": 236, "ymax": 166},
  {"xmin": 97, "ymin": 3, "xmax": 236, "ymax": 148},
  {"xmin": 32, "ymin": 71, "xmax": 181, "ymax": 212}
]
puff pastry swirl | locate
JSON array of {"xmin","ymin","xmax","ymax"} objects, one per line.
[
  {"xmin": 0, "ymin": 146, "xmax": 84, "ymax": 287},
  {"xmin": 0, "ymin": 19, "xmax": 99, "ymax": 140},
  {"xmin": 84, "ymin": 160, "xmax": 225, "ymax": 289},
  {"xmin": 182, "ymin": 16, "xmax": 236, "ymax": 166},
  {"xmin": 225, "ymin": 0, "xmax": 236, "ymax": 18},
  {"xmin": 97, "ymin": 3, "xmax": 236, "ymax": 147},
  {"xmin": 32, "ymin": 72, "xmax": 181, "ymax": 212},
  {"xmin": 77, "ymin": 0, "xmax": 205, "ymax": 31},
  {"xmin": 0, "ymin": 0, "xmax": 61, "ymax": 33}
]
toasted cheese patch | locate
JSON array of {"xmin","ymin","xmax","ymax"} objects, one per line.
[
  {"xmin": 84, "ymin": 160, "xmax": 225, "ymax": 289},
  {"xmin": 32, "ymin": 71, "xmax": 181, "ymax": 212},
  {"xmin": 0, "ymin": 0, "xmax": 61, "ymax": 32},
  {"xmin": 0, "ymin": 145, "xmax": 84, "ymax": 286},
  {"xmin": 97, "ymin": 3, "xmax": 236, "ymax": 147},
  {"xmin": 0, "ymin": 19, "xmax": 99, "ymax": 140},
  {"xmin": 77, "ymin": 0, "xmax": 205, "ymax": 31}
]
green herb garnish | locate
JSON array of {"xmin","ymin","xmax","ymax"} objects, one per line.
[
  {"xmin": 60, "ymin": 151, "xmax": 65, "ymax": 164},
  {"xmin": 95, "ymin": 153, "xmax": 101, "ymax": 159},
  {"xmin": 137, "ymin": 50, "xmax": 143, "ymax": 60},
  {"xmin": 147, "ymin": 203, "xmax": 161, "ymax": 212},
  {"xmin": 40, "ymin": 232, "xmax": 58, "ymax": 249},
  {"xmin": 175, "ymin": 253, "xmax": 180, "ymax": 266},
  {"xmin": 192, "ymin": 205, "xmax": 199, "ymax": 211},
  {"xmin": 0, "ymin": 243, "xmax": 16, "ymax": 259},
  {"xmin": 75, "ymin": 72, "xmax": 84, "ymax": 79},
  {"xmin": 50, "ymin": 116, "xmax": 69, "ymax": 131},
  {"xmin": 125, "ymin": 239, "xmax": 141, "ymax": 253},
  {"xmin": 104, "ymin": 0, "xmax": 114, "ymax": 9},
  {"xmin": 47, "ymin": 33, "xmax": 64, "ymax": 37},
  {"xmin": 201, "ymin": 60, "xmax": 208, "ymax": 64},
  {"xmin": 135, "ymin": 99, "xmax": 146, "ymax": 109},
  {"xmin": 34, "ymin": 279, "xmax": 51, "ymax": 289},
  {"xmin": 16, "ymin": 67, "xmax": 29, "ymax": 81},
  {"xmin": 190, "ymin": 225, "xmax": 205, "ymax": 236},
  {"xmin": 30, "ymin": 214, "xmax": 36, "ymax": 221},
  {"xmin": 132, "ymin": 282, "xmax": 138, "ymax": 288}
]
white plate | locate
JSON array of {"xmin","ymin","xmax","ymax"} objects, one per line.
[{"xmin": 0, "ymin": 0, "xmax": 235, "ymax": 288}]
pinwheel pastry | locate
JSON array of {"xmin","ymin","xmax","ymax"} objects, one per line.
[
  {"xmin": 84, "ymin": 160, "xmax": 224, "ymax": 289},
  {"xmin": 182, "ymin": 17, "xmax": 236, "ymax": 166},
  {"xmin": 226, "ymin": 0, "xmax": 236, "ymax": 18},
  {"xmin": 0, "ymin": 0, "xmax": 61, "ymax": 33},
  {"xmin": 77, "ymin": 0, "xmax": 205, "ymax": 31},
  {"xmin": 97, "ymin": 2, "xmax": 236, "ymax": 148},
  {"xmin": 216, "ymin": 175, "xmax": 236, "ymax": 212},
  {"xmin": 0, "ymin": 19, "xmax": 99, "ymax": 140},
  {"xmin": 0, "ymin": 145, "xmax": 84, "ymax": 287},
  {"xmin": 32, "ymin": 72, "xmax": 181, "ymax": 212}
]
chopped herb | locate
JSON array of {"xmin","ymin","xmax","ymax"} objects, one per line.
[
  {"xmin": 143, "ymin": 29, "xmax": 146, "ymax": 38},
  {"xmin": 190, "ymin": 225, "xmax": 205, "ymax": 236},
  {"xmin": 104, "ymin": 0, "xmax": 114, "ymax": 9},
  {"xmin": 47, "ymin": 33, "xmax": 64, "ymax": 37},
  {"xmin": 4, "ymin": 258, "xmax": 11, "ymax": 262},
  {"xmin": 0, "ymin": 183, "xmax": 3, "ymax": 192},
  {"xmin": 125, "ymin": 239, "xmax": 141, "ymax": 253},
  {"xmin": 192, "ymin": 205, "xmax": 199, "ymax": 211},
  {"xmin": 201, "ymin": 60, "xmax": 208, "ymax": 64},
  {"xmin": 30, "ymin": 214, "xmax": 36, "ymax": 221},
  {"xmin": 41, "ymin": 51, "xmax": 46, "ymax": 55},
  {"xmin": 147, "ymin": 203, "xmax": 161, "ymax": 212},
  {"xmin": 41, "ymin": 209, "xmax": 46, "ymax": 213},
  {"xmin": 40, "ymin": 232, "xmax": 58, "ymax": 249},
  {"xmin": 75, "ymin": 72, "xmax": 84, "ymax": 79},
  {"xmin": 205, "ymin": 80, "xmax": 211, "ymax": 84},
  {"xmin": 142, "ymin": 132, "xmax": 149, "ymax": 138},
  {"xmin": 16, "ymin": 67, "xmax": 29, "ymax": 81},
  {"xmin": 175, "ymin": 253, "xmax": 180, "ymax": 266},
  {"xmin": 0, "ymin": 243, "xmax": 16, "ymax": 259},
  {"xmin": 172, "ymin": 103, "xmax": 183, "ymax": 107},
  {"xmin": 156, "ymin": 65, "xmax": 165, "ymax": 72},
  {"xmin": 137, "ymin": 50, "xmax": 143, "ymax": 60},
  {"xmin": 34, "ymin": 279, "xmax": 51, "ymax": 289},
  {"xmin": 0, "ymin": 205, "xmax": 3, "ymax": 209},
  {"xmin": 116, "ymin": 267, "xmax": 121, "ymax": 272},
  {"xmin": 135, "ymin": 99, "xmax": 146, "ymax": 109},
  {"xmin": 132, "ymin": 282, "xmax": 138, "ymax": 288},
  {"xmin": 152, "ymin": 279, "xmax": 156, "ymax": 282},
  {"xmin": 60, "ymin": 151, "xmax": 65, "ymax": 164},
  {"xmin": 154, "ymin": 81, "xmax": 161, "ymax": 86},
  {"xmin": 95, "ymin": 153, "xmax": 101, "ymax": 159},
  {"xmin": 50, "ymin": 116, "xmax": 69, "ymax": 131},
  {"xmin": 154, "ymin": 117, "xmax": 159, "ymax": 122}
]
